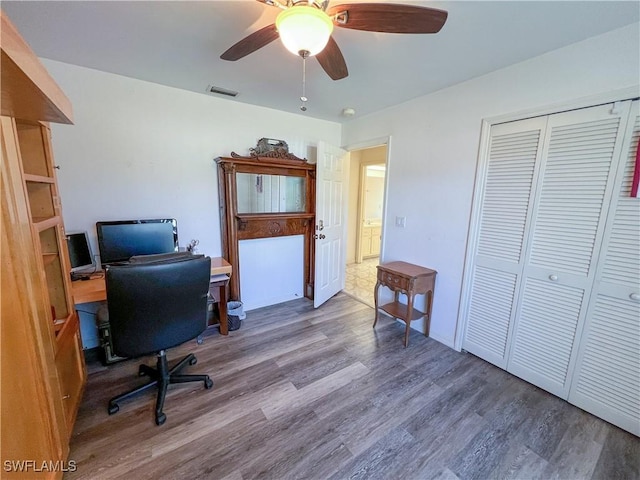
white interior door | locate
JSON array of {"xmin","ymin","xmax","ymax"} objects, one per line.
[
  {"xmin": 314, "ymin": 141, "xmax": 348, "ymax": 308},
  {"xmin": 461, "ymin": 116, "xmax": 546, "ymax": 368}
]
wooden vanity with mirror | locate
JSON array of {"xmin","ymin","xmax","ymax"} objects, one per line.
[{"xmin": 216, "ymin": 153, "xmax": 316, "ymax": 301}]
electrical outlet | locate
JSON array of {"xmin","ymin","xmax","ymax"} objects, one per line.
[{"xmin": 396, "ymin": 216, "xmax": 406, "ymax": 228}]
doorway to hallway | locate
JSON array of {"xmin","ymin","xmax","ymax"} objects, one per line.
[
  {"xmin": 343, "ymin": 144, "xmax": 388, "ymax": 306},
  {"xmin": 344, "ymin": 257, "xmax": 378, "ymax": 306}
]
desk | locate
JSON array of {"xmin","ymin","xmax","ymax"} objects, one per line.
[
  {"xmin": 72, "ymin": 257, "xmax": 233, "ymax": 335},
  {"xmin": 373, "ymin": 261, "xmax": 437, "ymax": 347}
]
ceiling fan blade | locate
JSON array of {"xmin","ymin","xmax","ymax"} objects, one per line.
[
  {"xmin": 316, "ymin": 36, "xmax": 348, "ymax": 80},
  {"xmin": 220, "ymin": 24, "xmax": 279, "ymax": 61},
  {"xmin": 327, "ymin": 3, "xmax": 448, "ymax": 34}
]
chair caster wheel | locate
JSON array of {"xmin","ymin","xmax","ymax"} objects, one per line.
[
  {"xmin": 155, "ymin": 413, "xmax": 166, "ymax": 426},
  {"xmin": 205, "ymin": 377, "xmax": 213, "ymax": 389},
  {"xmin": 189, "ymin": 356, "xmax": 197, "ymax": 366},
  {"xmin": 108, "ymin": 403, "xmax": 119, "ymax": 415}
]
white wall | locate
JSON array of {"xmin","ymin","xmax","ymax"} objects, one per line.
[
  {"xmin": 45, "ymin": 59, "xmax": 340, "ymax": 256},
  {"xmin": 43, "ymin": 59, "xmax": 341, "ymax": 347},
  {"xmin": 342, "ymin": 23, "xmax": 640, "ymax": 349},
  {"xmin": 239, "ymin": 236, "xmax": 304, "ymax": 311}
]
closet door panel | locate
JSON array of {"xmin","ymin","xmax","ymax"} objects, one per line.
[
  {"xmin": 462, "ymin": 118, "xmax": 545, "ymax": 366},
  {"xmin": 510, "ymin": 277, "xmax": 585, "ymax": 395},
  {"xmin": 508, "ymin": 102, "xmax": 631, "ymax": 399},
  {"xmin": 464, "ymin": 266, "xmax": 518, "ymax": 365},
  {"xmin": 569, "ymin": 103, "xmax": 640, "ymax": 435},
  {"xmin": 475, "ymin": 126, "xmax": 542, "ymax": 264},
  {"xmin": 571, "ymin": 293, "xmax": 639, "ymax": 435},
  {"xmin": 528, "ymin": 106, "xmax": 627, "ymax": 278}
]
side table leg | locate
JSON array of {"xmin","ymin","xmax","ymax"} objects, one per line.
[
  {"xmin": 404, "ymin": 294, "xmax": 415, "ymax": 348},
  {"xmin": 425, "ymin": 289, "xmax": 433, "ymax": 338},
  {"xmin": 373, "ymin": 281, "xmax": 381, "ymax": 328}
]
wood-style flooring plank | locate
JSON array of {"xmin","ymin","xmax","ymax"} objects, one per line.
[{"xmin": 66, "ymin": 293, "xmax": 639, "ymax": 479}]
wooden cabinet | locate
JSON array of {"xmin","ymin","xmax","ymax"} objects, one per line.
[
  {"xmin": 361, "ymin": 225, "xmax": 381, "ymax": 258},
  {"xmin": 1, "ymin": 11, "xmax": 85, "ymax": 478},
  {"xmin": 216, "ymin": 153, "xmax": 316, "ymax": 301}
]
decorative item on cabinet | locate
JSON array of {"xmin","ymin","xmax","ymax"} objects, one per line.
[{"xmin": 248, "ymin": 138, "xmax": 291, "ymax": 158}]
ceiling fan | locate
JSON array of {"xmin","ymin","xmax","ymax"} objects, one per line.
[{"xmin": 220, "ymin": 0, "xmax": 448, "ymax": 81}]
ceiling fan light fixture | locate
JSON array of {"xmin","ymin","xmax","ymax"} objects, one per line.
[{"xmin": 276, "ymin": 5, "xmax": 334, "ymax": 57}]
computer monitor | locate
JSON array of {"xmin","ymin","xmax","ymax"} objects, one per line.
[
  {"xmin": 66, "ymin": 231, "xmax": 95, "ymax": 277},
  {"xmin": 96, "ymin": 219, "xmax": 178, "ymax": 267}
]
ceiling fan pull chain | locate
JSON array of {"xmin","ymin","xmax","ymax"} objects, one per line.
[{"xmin": 300, "ymin": 53, "xmax": 308, "ymax": 112}]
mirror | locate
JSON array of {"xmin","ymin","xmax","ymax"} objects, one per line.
[
  {"xmin": 237, "ymin": 173, "xmax": 306, "ymax": 213},
  {"xmin": 364, "ymin": 164, "xmax": 385, "ymax": 224}
]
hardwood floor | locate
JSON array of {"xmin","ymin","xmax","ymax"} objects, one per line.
[{"xmin": 67, "ymin": 294, "xmax": 639, "ymax": 480}]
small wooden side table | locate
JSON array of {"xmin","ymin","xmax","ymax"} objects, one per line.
[{"xmin": 374, "ymin": 261, "xmax": 437, "ymax": 347}]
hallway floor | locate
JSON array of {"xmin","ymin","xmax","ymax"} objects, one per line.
[{"xmin": 344, "ymin": 257, "xmax": 378, "ymax": 307}]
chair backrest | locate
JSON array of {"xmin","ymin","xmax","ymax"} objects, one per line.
[{"xmin": 105, "ymin": 254, "xmax": 211, "ymax": 358}]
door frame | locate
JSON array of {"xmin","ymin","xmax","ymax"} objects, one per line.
[
  {"xmin": 355, "ymin": 160, "xmax": 387, "ymax": 263},
  {"xmin": 344, "ymin": 136, "xmax": 392, "ymax": 268}
]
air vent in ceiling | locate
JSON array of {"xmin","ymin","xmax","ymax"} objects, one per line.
[{"xmin": 207, "ymin": 85, "xmax": 238, "ymax": 97}]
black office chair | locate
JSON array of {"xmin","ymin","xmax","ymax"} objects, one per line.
[{"xmin": 98, "ymin": 252, "xmax": 214, "ymax": 425}]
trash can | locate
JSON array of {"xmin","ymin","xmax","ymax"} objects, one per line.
[{"xmin": 227, "ymin": 301, "xmax": 245, "ymax": 331}]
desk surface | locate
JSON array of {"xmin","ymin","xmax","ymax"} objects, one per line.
[{"xmin": 71, "ymin": 257, "xmax": 232, "ymax": 305}]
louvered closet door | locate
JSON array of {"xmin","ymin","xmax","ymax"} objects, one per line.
[
  {"xmin": 569, "ymin": 101, "xmax": 640, "ymax": 436},
  {"xmin": 507, "ymin": 102, "xmax": 632, "ymax": 398},
  {"xmin": 462, "ymin": 117, "xmax": 546, "ymax": 368}
]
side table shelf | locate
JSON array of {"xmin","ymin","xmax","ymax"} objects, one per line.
[{"xmin": 373, "ymin": 261, "xmax": 437, "ymax": 347}]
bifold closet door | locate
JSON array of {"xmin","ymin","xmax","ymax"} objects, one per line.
[
  {"xmin": 568, "ymin": 101, "xmax": 640, "ymax": 436},
  {"xmin": 461, "ymin": 117, "xmax": 546, "ymax": 368},
  {"xmin": 507, "ymin": 102, "xmax": 632, "ymax": 399}
]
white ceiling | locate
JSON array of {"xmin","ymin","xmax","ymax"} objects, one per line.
[{"xmin": 3, "ymin": 1, "xmax": 638, "ymax": 123}]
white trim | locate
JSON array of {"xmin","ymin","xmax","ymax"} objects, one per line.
[
  {"xmin": 380, "ymin": 137, "xmax": 392, "ymax": 263},
  {"xmin": 453, "ymin": 120, "xmax": 493, "ymax": 351},
  {"xmin": 486, "ymin": 86, "xmax": 639, "ymax": 125},
  {"xmin": 343, "ymin": 135, "xmax": 392, "ymax": 263},
  {"xmin": 342, "ymin": 136, "xmax": 389, "ymax": 152}
]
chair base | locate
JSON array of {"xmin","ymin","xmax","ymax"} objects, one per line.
[{"xmin": 108, "ymin": 350, "xmax": 213, "ymax": 425}]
